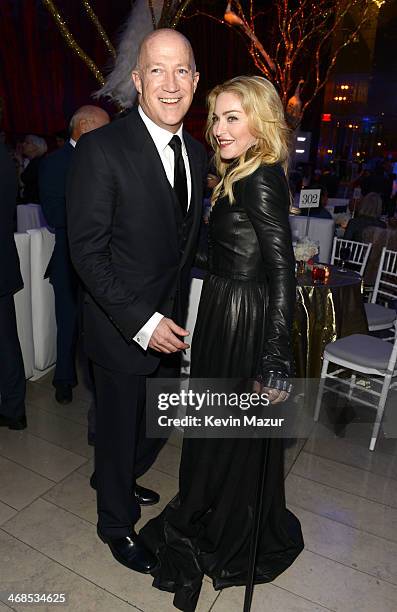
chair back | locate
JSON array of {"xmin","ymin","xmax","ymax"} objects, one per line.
[
  {"xmin": 387, "ymin": 332, "xmax": 397, "ymax": 374},
  {"xmin": 362, "ymin": 226, "xmax": 397, "ymax": 284},
  {"xmin": 371, "ymin": 247, "xmax": 397, "ymax": 308},
  {"xmin": 331, "ymin": 237, "xmax": 372, "ymax": 276}
]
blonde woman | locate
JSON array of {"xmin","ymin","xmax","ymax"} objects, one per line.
[
  {"xmin": 344, "ymin": 192, "xmax": 386, "ymax": 241},
  {"xmin": 141, "ymin": 76, "xmax": 304, "ymax": 611}
]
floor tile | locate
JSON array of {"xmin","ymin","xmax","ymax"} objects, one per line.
[
  {"xmin": 0, "ymin": 428, "xmax": 86, "ymax": 481},
  {"xmin": 43, "ymin": 472, "xmax": 97, "ymax": 524},
  {"xmin": 0, "ymin": 529, "xmax": 138, "ymax": 611},
  {"xmin": 0, "ymin": 500, "xmax": 17, "ymax": 526},
  {"xmin": 304, "ymin": 436, "xmax": 397, "ymax": 481},
  {"xmin": 137, "ymin": 467, "xmax": 178, "ymax": 509},
  {"xmin": 77, "ymin": 458, "xmax": 94, "ymax": 478},
  {"xmin": 72, "ymin": 381, "xmax": 94, "ymax": 403},
  {"xmin": 2, "ymin": 499, "xmax": 218, "ymax": 612},
  {"xmin": 284, "ymin": 438, "xmax": 306, "ymax": 475},
  {"xmin": 290, "ymin": 504, "xmax": 397, "ymax": 584},
  {"xmin": 286, "ymin": 473, "xmax": 397, "ymax": 543},
  {"xmin": 151, "ymin": 442, "xmax": 181, "ymax": 479},
  {"xmin": 26, "ymin": 383, "xmax": 89, "ymax": 426},
  {"xmin": 75, "ymin": 453, "xmax": 179, "ymax": 507},
  {"xmin": 42, "ymin": 468, "xmax": 178, "ymax": 538},
  {"xmin": 167, "ymin": 428, "xmax": 184, "ymax": 449},
  {"xmin": 25, "ymin": 403, "xmax": 93, "ymax": 459},
  {"xmin": 273, "ymin": 549, "xmax": 397, "ymax": 611},
  {"xmin": 211, "ymin": 583, "xmax": 331, "ymax": 611},
  {"xmin": 0, "ymin": 455, "xmax": 54, "ymax": 510},
  {"xmin": 292, "ymin": 451, "xmax": 397, "ymax": 508}
]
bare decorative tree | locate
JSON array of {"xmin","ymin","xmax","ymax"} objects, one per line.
[
  {"xmin": 42, "ymin": 0, "xmax": 385, "ymax": 120},
  {"xmin": 185, "ymin": 0, "xmax": 383, "ymax": 125}
]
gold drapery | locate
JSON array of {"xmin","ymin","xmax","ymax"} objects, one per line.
[{"xmin": 293, "ymin": 271, "xmax": 368, "ymax": 378}]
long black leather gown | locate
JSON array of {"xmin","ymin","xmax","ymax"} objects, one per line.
[{"xmin": 140, "ymin": 163, "xmax": 304, "ymax": 611}]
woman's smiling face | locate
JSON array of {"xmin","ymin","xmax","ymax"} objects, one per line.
[{"xmin": 212, "ymin": 92, "xmax": 256, "ymax": 160}]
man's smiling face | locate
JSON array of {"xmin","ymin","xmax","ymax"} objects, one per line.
[{"xmin": 132, "ymin": 31, "xmax": 199, "ymax": 134}]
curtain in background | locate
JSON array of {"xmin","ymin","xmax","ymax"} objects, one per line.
[
  {"xmin": 0, "ymin": 0, "xmax": 256, "ymax": 141},
  {"xmin": 0, "ymin": 0, "xmax": 130, "ymax": 137}
]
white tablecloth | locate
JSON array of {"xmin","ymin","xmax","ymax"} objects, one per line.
[
  {"xmin": 14, "ymin": 233, "xmax": 34, "ymax": 379},
  {"xmin": 17, "ymin": 204, "xmax": 47, "ymax": 232},
  {"xmin": 289, "ymin": 215, "xmax": 335, "ymax": 263},
  {"xmin": 326, "ymin": 198, "xmax": 349, "ymax": 215},
  {"xmin": 13, "ymin": 228, "xmax": 56, "ymax": 378},
  {"xmin": 28, "ymin": 228, "xmax": 56, "ymax": 371}
]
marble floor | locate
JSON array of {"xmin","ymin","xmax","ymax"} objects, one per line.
[{"xmin": 1, "ymin": 373, "xmax": 397, "ymax": 612}]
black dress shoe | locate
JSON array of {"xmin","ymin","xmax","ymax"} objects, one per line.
[
  {"xmin": 135, "ymin": 484, "xmax": 160, "ymax": 506},
  {"xmin": 55, "ymin": 384, "xmax": 72, "ymax": 405},
  {"xmin": 0, "ymin": 414, "xmax": 27, "ymax": 430},
  {"xmin": 90, "ymin": 473, "xmax": 160, "ymax": 506},
  {"xmin": 97, "ymin": 529, "xmax": 157, "ymax": 573}
]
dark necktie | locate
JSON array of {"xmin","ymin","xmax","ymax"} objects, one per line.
[{"xmin": 168, "ymin": 135, "xmax": 188, "ymax": 216}]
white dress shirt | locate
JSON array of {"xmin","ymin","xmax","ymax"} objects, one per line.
[{"xmin": 133, "ymin": 106, "xmax": 192, "ymax": 350}]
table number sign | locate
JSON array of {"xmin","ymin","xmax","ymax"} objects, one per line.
[{"xmin": 299, "ymin": 189, "xmax": 321, "ymax": 209}]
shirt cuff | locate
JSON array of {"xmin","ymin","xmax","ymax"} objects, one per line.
[{"xmin": 133, "ymin": 312, "xmax": 164, "ymax": 350}]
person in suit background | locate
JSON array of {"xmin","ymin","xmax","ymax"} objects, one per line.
[
  {"xmin": 39, "ymin": 105, "xmax": 110, "ymax": 405},
  {"xmin": 67, "ymin": 28, "xmax": 206, "ymax": 575},
  {"xmin": 19, "ymin": 135, "xmax": 47, "ymax": 203},
  {"xmin": 0, "ymin": 143, "xmax": 26, "ymax": 430}
]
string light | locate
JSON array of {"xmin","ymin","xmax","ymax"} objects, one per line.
[
  {"xmin": 42, "ymin": 0, "xmax": 105, "ymax": 85},
  {"xmin": 81, "ymin": 0, "xmax": 116, "ymax": 58}
]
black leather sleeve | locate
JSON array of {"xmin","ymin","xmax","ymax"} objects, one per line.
[
  {"xmin": 194, "ymin": 240, "xmax": 209, "ymax": 270},
  {"xmin": 242, "ymin": 165, "xmax": 296, "ymax": 382}
]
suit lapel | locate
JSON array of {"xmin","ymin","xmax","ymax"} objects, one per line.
[
  {"xmin": 123, "ymin": 110, "xmax": 179, "ymax": 250},
  {"xmin": 122, "ymin": 110, "xmax": 202, "ymax": 266}
]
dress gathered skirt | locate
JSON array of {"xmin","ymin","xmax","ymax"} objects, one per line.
[
  {"xmin": 140, "ymin": 166, "xmax": 304, "ymax": 611},
  {"xmin": 140, "ymin": 276, "xmax": 304, "ymax": 611}
]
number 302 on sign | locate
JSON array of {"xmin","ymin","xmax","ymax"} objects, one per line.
[{"xmin": 299, "ymin": 189, "xmax": 321, "ymax": 209}]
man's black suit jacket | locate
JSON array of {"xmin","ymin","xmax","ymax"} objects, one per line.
[
  {"xmin": 0, "ymin": 144, "xmax": 23, "ymax": 297},
  {"xmin": 66, "ymin": 109, "xmax": 207, "ymax": 375},
  {"xmin": 39, "ymin": 142, "xmax": 76, "ymax": 281}
]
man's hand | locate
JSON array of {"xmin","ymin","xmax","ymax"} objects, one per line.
[{"xmin": 149, "ymin": 317, "xmax": 190, "ymax": 353}]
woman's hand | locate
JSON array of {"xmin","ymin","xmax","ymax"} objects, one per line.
[{"xmin": 252, "ymin": 379, "xmax": 290, "ymax": 404}]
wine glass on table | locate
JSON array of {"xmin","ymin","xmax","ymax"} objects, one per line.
[{"xmin": 338, "ymin": 246, "xmax": 351, "ymax": 272}]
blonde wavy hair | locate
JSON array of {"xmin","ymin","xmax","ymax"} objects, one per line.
[{"xmin": 206, "ymin": 76, "xmax": 291, "ymax": 204}]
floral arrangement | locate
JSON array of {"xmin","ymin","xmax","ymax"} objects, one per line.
[{"xmin": 293, "ymin": 237, "xmax": 319, "ymax": 263}]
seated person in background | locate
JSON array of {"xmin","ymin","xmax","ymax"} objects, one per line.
[
  {"xmin": 344, "ymin": 192, "xmax": 386, "ymax": 241},
  {"xmin": 55, "ymin": 129, "xmax": 68, "ymax": 149},
  {"xmin": 20, "ymin": 134, "xmax": 48, "ymax": 203}
]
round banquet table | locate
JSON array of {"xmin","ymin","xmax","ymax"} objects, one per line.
[
  {"xmin": 17, "ymin": 203, "xmax": 47, "ymax": 233},
  {"xmin": 293, "ymin": 265, "xmax": 369, "ymax": 378}
]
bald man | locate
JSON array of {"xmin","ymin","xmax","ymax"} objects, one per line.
[
  {"xmin": 67, "ymin": 29, "xmax": 207, "ymax": 573},
  {"xmin": 39, "ymin": 105, "xmax": 109, "ymax": 404}
]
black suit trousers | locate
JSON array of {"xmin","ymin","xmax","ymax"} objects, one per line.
[
  {"xmin": 93, "ymin": 354, "xmax": 179, "ymax": 537},
  {"xmin": 0, "ymin": 294, "xmax": 26, "ymax": 418},
  {"xmin": 50, "ymin": 258, "xmax": 79, "ymax": 387}
]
